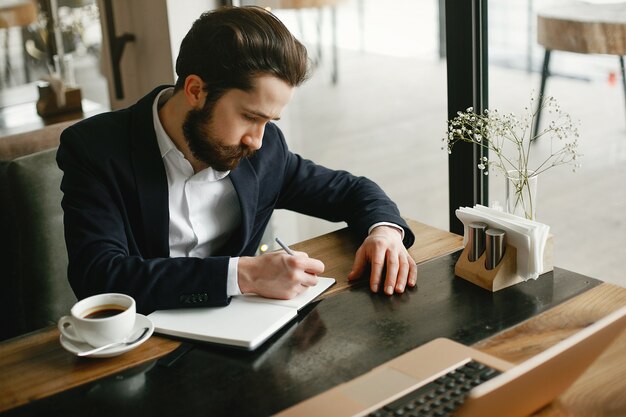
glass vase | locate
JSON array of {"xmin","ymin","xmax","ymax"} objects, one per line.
[{"xmin": 505, "ymin": 170, "xmax": 538, "ymax": 220}]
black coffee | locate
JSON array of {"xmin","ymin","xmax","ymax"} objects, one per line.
[{"xmin": 83, "ymin": 305, "xmax": 127, "ymax": 319}]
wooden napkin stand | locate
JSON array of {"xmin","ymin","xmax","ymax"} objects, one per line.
[
  {"xmin": 455, "ymin": 236, "xmax": 554, "ymax": 292},
  {"xmin": 36, "ymin": 81, "xmax": 83, "ymax": 118}
]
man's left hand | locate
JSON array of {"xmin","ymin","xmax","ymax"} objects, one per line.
[{"xmin": 348, "ymin": 226, "xmax": 417, "ymax": 295}]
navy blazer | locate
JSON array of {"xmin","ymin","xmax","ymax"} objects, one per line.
[{"xmin": 57, "ymin": 86, "xmax": 415, "ymax": 314}]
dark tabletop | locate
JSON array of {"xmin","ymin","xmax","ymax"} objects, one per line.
[{"xmin": 5, "ymin": 251, "xmax": 600, "ymax": 417}]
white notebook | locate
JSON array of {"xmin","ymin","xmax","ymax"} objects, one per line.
[{"xmin": 148, "ymin": 277, "xmax": 335, "ymax": 350}]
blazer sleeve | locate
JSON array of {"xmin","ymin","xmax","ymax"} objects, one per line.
[
  {"xmin": 271, "ymin": 125, "xmax": 415, "ymax": 248},
  {"xmin": 57, "ymin": 126, "xmax": 231, "ymax": 314}
]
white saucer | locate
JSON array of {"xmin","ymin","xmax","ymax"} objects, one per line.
[{"xmin": 60, "ymin": 314, "xmax": 154, "ymax": 358}]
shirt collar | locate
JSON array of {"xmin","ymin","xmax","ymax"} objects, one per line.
[{"xmin": 153, "ymin": 87, "xmax": 177, "ymax": 158}]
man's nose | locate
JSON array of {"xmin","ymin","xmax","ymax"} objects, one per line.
[{"xmin": 243, "ymin": 124, "xmax": 265, "ymax": 150}]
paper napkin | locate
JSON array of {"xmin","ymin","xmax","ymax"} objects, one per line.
[
  {"xmin": 41, "ymin": 74, "xmax": 67, "ymax": 107},
  {"xmin": 456, "ymin": 205, "xmax": 550, "ymax": 280}
]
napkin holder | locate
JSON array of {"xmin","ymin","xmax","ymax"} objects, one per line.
[
  {"xmin": 455, "ymin": 235, "xmax": 554, "ymax": 292},
  {"xmin": 455, "ymin": 244, "xmax": 520, "ymax": 291},
  {"xmin": 36, "ymin": 81, "xmax": 83, "ymax": 118}
]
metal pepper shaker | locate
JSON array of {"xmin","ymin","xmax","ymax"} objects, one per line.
[
  {"xmin": 485, "ymin": 228, "xmax": 506, "ymax": 270},
  {"xmin": 467, "ymin": 222, "xmax": 488, "ymax": 262}
]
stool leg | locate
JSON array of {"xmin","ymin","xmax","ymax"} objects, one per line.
[
  {"xmin": 4, "ymin": 29, "xmax": 12, "ymax": 85},
  {"xmin": 533, "ymin": 49, "xmax": 551, "ymax": 140},
  {"xmin": 21, "ymin": 27, "xmax": 32, "ymax": 83},
  {"xmin": 619, "ymin": 55, "xmax": 626, "ymax": 123}
]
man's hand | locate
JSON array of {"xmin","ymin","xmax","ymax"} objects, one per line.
[
  {"xmin": 348, "ymin": 226, "xmax": 417, "ymax": 295},
  {"xmin": 238, "ymin": 251, "xmax": 325, "ymax": 299}
]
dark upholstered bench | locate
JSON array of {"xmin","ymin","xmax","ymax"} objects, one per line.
[{"xmin": 0, "ymin": 122, "xmax": 78, "ymax": 341}]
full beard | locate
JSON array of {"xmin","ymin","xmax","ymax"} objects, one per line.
[{"xmin": 182, "ymin": 106, "xmax": 255, "ymax": 172}]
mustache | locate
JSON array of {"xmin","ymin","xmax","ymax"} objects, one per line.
[{"xmin": 216, "ymin": 143, "xmax": 257, "ymax": 162}]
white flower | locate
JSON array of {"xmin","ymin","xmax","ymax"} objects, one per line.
[{"xmin": 444, "ymin": 95, "xmax": 582, "ymax": 218}]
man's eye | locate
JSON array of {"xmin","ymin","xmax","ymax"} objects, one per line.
[{"xmin": 244, "ymin": 114, "xmax": 257, "ymax": 121}]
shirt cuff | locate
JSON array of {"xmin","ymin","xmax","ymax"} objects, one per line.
[
  {"xmin": 368, "ymin": 222, "xmax": 405, "ymax": 240},
  {"xmin": 227, "ymin": 257, "xmax": 242, "ymax": 296}
]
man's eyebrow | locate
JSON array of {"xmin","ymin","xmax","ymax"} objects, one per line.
[{"xmin": 245, "ymin": 109, "xmax": 281, "ymax": 121}]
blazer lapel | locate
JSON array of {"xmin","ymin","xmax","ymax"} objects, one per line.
[
  {"xmin": 221, "ymin": 158, "xmax": 258, "ymax": 255},
  {"xmin": 129, "ymin": 87, "xmax": 170, "ymax": 258}
]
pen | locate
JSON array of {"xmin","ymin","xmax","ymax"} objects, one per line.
[{"xmin": 275, "ymin": 237, "xmax": 295, "ymax": 256}]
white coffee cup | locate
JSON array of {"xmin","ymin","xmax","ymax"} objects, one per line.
[{"xmin": 58, "ymin": 293, "xmax": 136, "ymax": 348}]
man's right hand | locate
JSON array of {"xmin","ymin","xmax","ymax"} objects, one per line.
[{"xmin": 237, "ymin": 251, "xmax": 325, "ymax": 299}]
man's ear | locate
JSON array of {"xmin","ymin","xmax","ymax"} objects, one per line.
[{"xmin": 183, "ymin": 75, "xmax": 206, "ymax": 109}]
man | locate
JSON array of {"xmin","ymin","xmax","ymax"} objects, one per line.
[{"xmin": 57, "ymin": 6, "xmax": 417, "ymax": 314}]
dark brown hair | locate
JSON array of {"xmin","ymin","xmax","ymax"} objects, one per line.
[{"xmin": 175, "ymin": 6, "xmax": 309, "ymax": 105}]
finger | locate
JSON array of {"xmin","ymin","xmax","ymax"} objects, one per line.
[
  {"xmin": 383, "ymin": 251, "xmax": 399, "ymax": 295},
  {"xmin": 303, "ymin": 258, "xmax": 325, "ymax": 275},
  {"xmin": 292, "ymin": 250, "xmax": 310, "ymax": 258},
  {"xmin": 287, "ymin": 255, "xmax": 324, "ymax": 275},
  {"xmin": 348, "ymin": 247, "xmax": 366, "ymax": 281},
  {"xmin": 288, "ymin": 284, "xmax": 308, "ymax": 299},
  {"xmin": 395, "ymin": 257, "xmax": 410, "ymax": 293},
  {"xmin": 369, "ymin": 251, "xmax": 386, "ymax": 293},
  {"xmin": 300, "ymin": 273, "xmax": 320, "ymax": 287},
  {"xmin": 408, "ymin": 258, "xmax": 418, "ymax": 287}
]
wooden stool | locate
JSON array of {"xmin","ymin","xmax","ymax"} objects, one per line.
[{"xmin": 533, "ymin": 1, "xmax": 626, "ymax": 137}]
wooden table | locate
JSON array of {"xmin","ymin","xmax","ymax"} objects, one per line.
[
  {"xmin": 475, "ymin": 284, "xmax": 626, "ymax": 416},
  {"xmin": 0, "ymin": 219, "xmax": 624, "ymax": 416}
]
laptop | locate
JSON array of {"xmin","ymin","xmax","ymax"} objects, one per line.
[{"xmin": 274, "ymin": 305, "xmax": 626, "ymax": 417}]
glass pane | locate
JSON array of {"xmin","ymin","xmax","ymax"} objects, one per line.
[
  {"xmin": 0, "ymin": 0, "xmax": 108, "ymax": 135},
  {"xmin": 488, "ymin": 0, "xmax": 625, "ymax": 286},
  {"xmin": 252, "ymin": 0, "xmax": 449, "ymax": 247}
]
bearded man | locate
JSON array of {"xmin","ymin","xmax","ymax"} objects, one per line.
[{"xmin": 57, "ymin": 6, "xmax": 417, "ymax": 313}]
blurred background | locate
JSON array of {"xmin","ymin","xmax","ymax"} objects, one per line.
[{"xmin": 1, "ymin": 0, "xmax": 624, "ymax": 286}]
